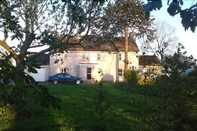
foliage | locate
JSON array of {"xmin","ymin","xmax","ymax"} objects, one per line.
[
  {"xmin": 145, "ymin": 44, "xmax": 197, "ymax": 130},
  {"xmin": 89, "ymin": 82, "xmax": 111, "ymax": 131},
  {"xmin": 144, "ymin": 0, "xmax": 197, "ymax": 32},
  {"xmin": 124, "ymin": 70, "xmax": 140, "ymax": 85},
  {"xmin": 0, "ymin": 55, "xmax": 61, "ymax": 118},
  {"xmin": 0, "ymin": 0, "xmax": 108, "ymax": 57},
  {"xmin": 89, "ymin": 68, "xmax": 111, "ymax": 131},
  {"xmin": 138, "ymin": 77, "xmax": 153, "ymax": 85},
  {"xmin": 105, "ymin": 0, "xmax": 155, "ymax": 70},
  {"xmin": 105, "ymin": 0, "xmax": 155, "ymax": 41},
  {"xmin": 162, "ymin": 43, "xmax": 196, "ymax": 73}
]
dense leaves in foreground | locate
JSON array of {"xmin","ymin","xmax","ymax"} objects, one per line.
[
  {"xmin": 142, "ymin": 44, "xmax": 197, "ymax": 130},
  {"xmin": 144, "ymin": 0, "xmax": 197, "ymax": 32},
  {"xmin": 0, "ymin": 56, "xmax": 61, "ymax": 119}
]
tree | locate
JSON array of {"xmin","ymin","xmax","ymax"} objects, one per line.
[
  {"xmin": 144, "ymin": 0, "xmax": 197, "ymax": 32},
  {"xmin": 148, "ymin": 44, "xmax": 197, "ymax": 130},
  {"xmin": 0, "ymin": 0, "xmax": 110, "ymax": 117},
  {"xmin": 141, "ymin": 20, "xmax": 179, "ymax": 60},
  {"xmin": 104, "ymin": 0, "xmax": 155, "ymax": 70}
]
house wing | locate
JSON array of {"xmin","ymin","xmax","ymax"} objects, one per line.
[{"xmin": 139, "ymin": 55, "xmax": 160, "ymax": 66}]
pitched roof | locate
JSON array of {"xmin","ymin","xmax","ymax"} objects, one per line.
[
  {"xmin": 59, "ymin": 36, "xmax": 139, "ymax": 52},
  {"xmin": 139, "ymin": 55, "xmax": 160, "ymax": 66}
]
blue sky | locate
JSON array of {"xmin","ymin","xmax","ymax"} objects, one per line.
[{"xmin": 149, "ymin": 1, "xmax": 197, "ymax": 59}]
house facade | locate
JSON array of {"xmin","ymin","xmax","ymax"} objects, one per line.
[
  {"xmin": 49, "ymin": 37, "xmax": 139, "ymax": 83},
  {"xmin": 49, "ymin": 51, "xmax": 139, "ymax": 83},
  {"xmin": 32, "ymin": 37, "xmax": 140, "ymax": 83}
]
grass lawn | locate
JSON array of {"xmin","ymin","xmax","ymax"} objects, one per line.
[{"xmin": 0, "ymin": 83, "xmax": 147, "ymax": 131}]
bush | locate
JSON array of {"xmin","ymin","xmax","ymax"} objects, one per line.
[
  {"xmin": 138, "ymin": 78, "xmax": 153, "ymax": 85},
  {"xmin": 124, "ymin": 70, "xmax": 140, "ymax": 85},
  {"xmin": 89, "ymin": 81, "xmax": 111, "ymax": 131},
  {"xmin": 146, "ymin": 44, "xmax": 197, "ymax": 130}
]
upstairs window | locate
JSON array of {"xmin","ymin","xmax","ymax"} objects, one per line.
[
  {"xmin": 119, "ymin": 53, "xmax": 122, "ymax": 60},
  {"xmin": 82, "ymin": 54, "xmax": 90, "ymax": 60}
]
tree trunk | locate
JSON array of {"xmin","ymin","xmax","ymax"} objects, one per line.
[{"xmin": 124, "ymin": 26, "xmax": 129, "ymax": 71}]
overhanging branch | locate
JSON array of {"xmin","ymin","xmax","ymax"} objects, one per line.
[{"xmin": 0, "ymin": 40, "xmax": 19, "ymax": 63}]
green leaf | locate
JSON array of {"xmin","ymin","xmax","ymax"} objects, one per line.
[
  {"xmin": 194, "ymin": 9, "xmax": 197, "ymax": 16},
  {"xmin": 145, "ymin": 1, "xmax": 162, "ymax": 11},
  {"xmin": 28, "ymin": 67, "xmax": 38, "ymax": 73},
  {"xmin": 190, "ymin": 19, "xmax": 197, "ymax": 32},
  {"xmin": 26, "ymin": 74, "xmax": 36, "ymax": 83},
  {"xmin": 144, "ymin": 0, "xmax": 162, "ymax": 19},
  {"xmin": 167, "ymin": 2, "xmax": 179, "ymax": 16},
  {"xmin": 179, "ymin": 0, "xmax": 183, "ymax": 5},
  {"xmin": 180, "ymin": 9, "xmax": 193, "ymax": 31}
]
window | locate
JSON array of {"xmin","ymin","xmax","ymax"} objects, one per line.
[
  {"xmin": 82, "ymin": 54, "xmax": 89, "ymax": 60},
  {"xmin": 97, "ymin": 53, "xmax": 105, "ymax": 60},
  {"xmin": 61, "ymin": 68, "xmax": 69, "ymax": 73},
  {"xmin": 57, "ymin": 74, "xmax": 64, "ymax": 78},
  {"xmin": 118, "ymin": 69, "xmax": 123, "ymax": 76},
  {"xmin": 65, "ymin": 74, "xmax": 71, "ymax": 78},
  {"xmin": 87, "ymin": 67, "xmax": 92, "ymax": 80},
  {"xmin": 119, "ymin": 53, "xmax": 122, "ymax": 60}
]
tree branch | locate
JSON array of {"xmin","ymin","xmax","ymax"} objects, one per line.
[{"xmin": 0, "ymin": 40, "xmax": 19, "ymax": 63}]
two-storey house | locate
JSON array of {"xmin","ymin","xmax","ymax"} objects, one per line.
[{"xmin": 49, "ymin": 37, "xmax": 139, "ymax": 83}]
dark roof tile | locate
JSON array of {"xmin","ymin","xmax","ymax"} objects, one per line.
[
  {"xmin": 60, "ymin": 36, "xmax": 139, "ymax": 52},
  {"xmin": 139, "ymin": 55, "xmax": 160, "ymax": 65}
]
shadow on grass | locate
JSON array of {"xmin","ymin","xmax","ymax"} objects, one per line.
[{"xmin": 0, "ymin": 84, "xmax": 71, "ymax": 131}]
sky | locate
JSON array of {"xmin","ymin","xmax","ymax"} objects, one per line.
[{"xmin": 148, "ymin": 0, "xmax": 197, "ymax": 59}]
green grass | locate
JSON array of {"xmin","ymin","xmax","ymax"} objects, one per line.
[{"xmin": 0, "ymin": 83, "xmax": 146, "ymax": 131}]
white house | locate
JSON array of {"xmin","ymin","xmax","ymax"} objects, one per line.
[
  {"xmin": 32, "ymin": 37, "xmax": 140, "ymax": 83},
  {"xmin": 50, "ymin": 37, "xmax": 139, "ymax": 83}
]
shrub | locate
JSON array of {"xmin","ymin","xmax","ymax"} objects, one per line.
[
  {"xmin": 146, "ymin": 44, "xmax": 197, "ymax": 130},
  {"xmin": 138, "ymin": 78, "xmax": 153, "ymax": 85},
  {"xmin": 124, "ymin": 70, "xmax": 140, "ymax": 85},
  {"xmin": 89, "ymin": 81, "xmax": 111, "ymax": 131}
]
